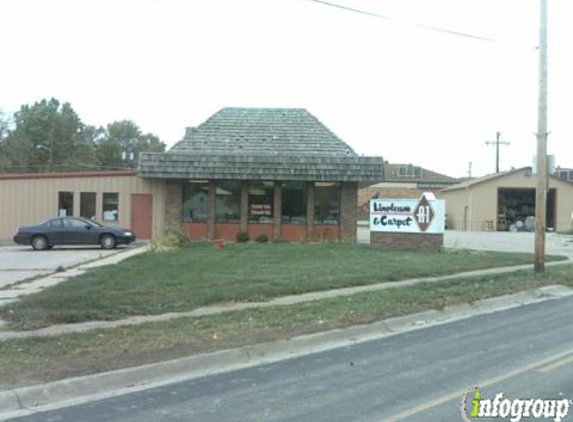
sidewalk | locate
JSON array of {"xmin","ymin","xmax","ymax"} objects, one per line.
[
  {"xmin": 1, "ymin": 256, "xmax": 570, "ymax": 341},
  {"xmin": 0, "ymin": 246, "xmax": 148, "ymax": 309}
]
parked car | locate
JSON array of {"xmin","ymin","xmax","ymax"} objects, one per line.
[{"xmin": 13, "ymin": 217, "xmax": 136, "ymax": 250}]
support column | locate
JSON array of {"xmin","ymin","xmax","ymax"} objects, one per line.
[
  {"xmin": 240, "ymin": 181, "xmax": 249, "ymax": 233},
  {"xmin": 73, "ymin": 191, "xmax": 80, "ymax": 218},
  {"xmin": 273, "ymin": 182, "xmax": 282, "ymax": 240},
  {"xmin": 306, "ymin": 182, "xmax": 315, "ymax": 241},
  {"xmin": 208, "ymin": 180, "xmax": 216, "ymax": 239},
  {"xmin": 340, "ymin": 182, "xmax": 357, "ymax": 243},
  {"xmin": 164, "ymin": 179, "xmax": 183, "ymax": 231}
]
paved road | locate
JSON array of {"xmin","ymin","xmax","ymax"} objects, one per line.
[
  {"xmin": 11, "ymin": 296, "xmax": 573, "ymax": 422},
  {"xmin": 0, "ymin": 246, "xmax": 123, "ymax": 288}
]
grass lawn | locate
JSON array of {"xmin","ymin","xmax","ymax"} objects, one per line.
[
  {"xmin": 0, "ymin": 242, "xmax": 564, "ymax": 330},
  {"xmin": 1, "ymin": 264, "xmax": 572, "ymax": 389}
]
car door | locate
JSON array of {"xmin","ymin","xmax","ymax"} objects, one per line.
[
  {"xmin": 44, "ymin": 218, "xmax": 64, "ymax": 245},
  {"xmin": 61, "ymin": 218, "xmax": 97, "ymax": 245}
]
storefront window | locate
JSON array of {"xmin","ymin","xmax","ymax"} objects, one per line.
[
  {"xmin": 282, "ymin": 182, "xmax": 307, "ymax": 224},
  {"xmin": 102, "ymin": 193, "xmax": 119, "ymax": 221},
  {"xmin": 314, "ymin": 182, "xmax": 340, "ymax": 225},
  {"xmin": 248, "ymin": 181, "xmax": 274, "ymax": 223},
  {"xmin": 182, "ymin": 181, "xmax": 210, "ymax": 223},
  {"xmin": 58, "ymin": 192, "xmax": 73, "ymax": 217},
  {"xmin": 80, "ymin": 192, "xmax": 96, "ymax": 221},
  {"xmin": 216, "ymin": 181, "xmax": 241, "ymax": 223}
]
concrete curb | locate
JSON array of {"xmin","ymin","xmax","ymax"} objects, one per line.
[
  {"xmin": 0, "ymin": 391, "xmax": 20, "ymax": 416},
  {"xmin": 2, "ymin": 284, "xmax": 573, "ymax": 420}
]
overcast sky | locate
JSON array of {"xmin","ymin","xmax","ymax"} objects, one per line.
[{"xmin": 2, "ymin": 0, "xmax": 572, "ymax": 178}]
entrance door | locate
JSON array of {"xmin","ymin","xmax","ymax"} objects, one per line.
[{"xmin": 131, "ymin": 194, "xmax": 153, "ymax": 239}]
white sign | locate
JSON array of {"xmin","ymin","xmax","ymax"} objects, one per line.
[{"xmin": 370, "ymin": 193, "xmax": 445, "ymax": 234}]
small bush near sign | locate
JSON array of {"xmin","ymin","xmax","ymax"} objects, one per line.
[
  {"xmin": 236, "ymin": 231, "xmax": 250, "ymax": 243},
  {"xmin": 255, "ymin": 233, "xmax": 269, "ymax": 243}
]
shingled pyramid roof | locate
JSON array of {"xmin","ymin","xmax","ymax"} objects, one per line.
[
  {"xmin": 170, "ymin": 108, "xmax": 357, "ymax": 156},
  {"xmin": 138, "ymin": 107, "xmax": 384, "ymax": 182}
]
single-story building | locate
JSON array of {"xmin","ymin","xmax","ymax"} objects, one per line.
[
  {"xmin": 358, "ymin": 163, "xmax": 458, "ymax": 218},
  {"xmin": 555, "ymin": 167, "xmax": 573, "ymax": 182},
  {"xmin": 0, "ymin": 108, "xmax": 385, "ymax": 242},
  {"xmin": 0, "ymin": 171, "xmax": 165, "ymax": 240},
  {"xmin": 439, "ymin": 167, "xmax": 573, "ymax": 232}
]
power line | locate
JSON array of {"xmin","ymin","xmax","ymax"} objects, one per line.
[
  {"xmin": 306, "ymin": 0, "xmax": 391, "ymax": 20},
  {"xmin": 305, "ymin": 0, "xmax": 501, "ymax": 43}
]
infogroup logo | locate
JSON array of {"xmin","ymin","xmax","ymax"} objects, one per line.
[{"xmin": 461, "ymin": 388, "xmax": 571, "ymax": 422}]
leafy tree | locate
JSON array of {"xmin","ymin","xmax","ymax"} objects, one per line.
[
  {"xmin": 3, "ymin": 98, "xmax": 94, "ymax": 172},
  {"xmin": 0, "ymin": 110, "xmax": 10, "ymax": 141},
  {"xmin": 0, "ymin": 99, "xmax": 166, "ymax": 172},
  {"xmin": 96, "ymin": 120, "xmax": 166, "ymax": 169},
  {"xmin": 0, "ymin": 111, "xmax": 12, "ymax": 171}
]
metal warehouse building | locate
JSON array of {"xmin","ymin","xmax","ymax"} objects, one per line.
[
  {"xmin": 439, "ymin": 167, "xmax": 573, "ymax": 232},
  {"xmin": 0, "ymin": 108, "xmax": 385, "ymax": 242},
  {"xmin": 0, "ymin": 171, "xmax": 164, "ymax": 240}
]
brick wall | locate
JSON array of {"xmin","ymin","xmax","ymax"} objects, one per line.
[
  {"xmin": 240, "ymin": 181, "xmax": 249, "ymax": 233},
  {"xmin": 208, "ymin": 180, "xmax": 216, "ymax": 239},
  {"xmin": 164, "ymin": 179, "xmax": 183, "ymax": 231},
  {"xmin": 340, "ymin": 182, "xmax": 357, "ymax": 242},
  {"xmin": 371, "ymin": 232, "xmax": 443, "ymax": 251},
  {"xmin": 273, "ymin": 183, "xmax": 282, "ymax": 240}
]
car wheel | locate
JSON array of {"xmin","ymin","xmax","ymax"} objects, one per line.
[
  {"xmin": 31, "ymin": 235, "xmax": 48, "ymax": 251},
  {"xmin": 100, "ymin": 234, "xmax": 116, "ymax": 249}
]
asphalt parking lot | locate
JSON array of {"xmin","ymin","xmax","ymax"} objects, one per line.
[
  {"xmin": 0, "ymin": 246, "xmax": 123, "ymax": 289},
  {"xmin": 444, "ymin": 229, "xmax": 573, "ymax": 257}
]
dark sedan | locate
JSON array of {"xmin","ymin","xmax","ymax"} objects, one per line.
[{"xmin": 13, "ymin": 217, "xmax": 136, "ymax": 250}]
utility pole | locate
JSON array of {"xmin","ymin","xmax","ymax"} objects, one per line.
[
  {"xmin": 468, "ymin": 162, "xmax": 473, "ymax": 178},
  {"xmin": 535, "ymin": 0, "xmax": 549, "ymax": 273},
  {"xmin": 485, "ymin": 131, "xmax": 510, "ymax": 173},
  {"xmin": 48, "ymin": 119, "xmax": 55, "ymax": 172}
]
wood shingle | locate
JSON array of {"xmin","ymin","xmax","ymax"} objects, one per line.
[{"xmin": 138, "ymin": 108, "xmax": 384, "ymax": 181}]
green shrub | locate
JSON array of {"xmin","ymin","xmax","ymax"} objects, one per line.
[
  {"xmin": 255, "ymin": 233, "xmax": 269, "ymax": 243},
  {"xmin": 163, "ymin": 227, "xmax": 191, "ymax": 246},
  {"xmin": 236, "ymin": 231, "xmax": 250, "ymax": 243},
  {"xmin": 149, "ymin": 228, "xmax": 190, "ymax": 252}
]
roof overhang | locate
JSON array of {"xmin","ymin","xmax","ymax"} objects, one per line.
[
  {"xmin": 138, "ymin": 152, "xmax": 385, "ymax": 182},
  {"xmin": 0, "ymin": 171, "xmax": 136, "ymax": 181}
]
